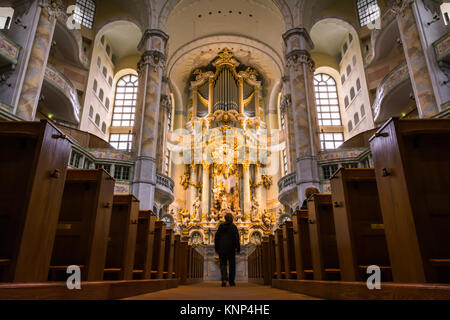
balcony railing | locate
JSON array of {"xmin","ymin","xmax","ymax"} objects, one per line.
[
  {"xmin": 278, "ymin": 172, "xmax": 296, "ymax": 193},
  {"xmin": 156, "ymin": 173, "xmax": 175, "ymax": 193},
  {"xmin": 0, "ymin": 31, "xmax": 20, "ymax": 67},
  {"xmin": 373, "ymin": 61, "xmax": 410, "ymax": 123},
  {"xmin": 364, "ymin": 10, "xmax": 397, "ymax": 66},
  {"xmin": 44, "ymin": 64, "xmax": 81, "ymax": 123}
]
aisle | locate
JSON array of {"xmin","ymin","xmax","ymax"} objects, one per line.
[{"xmin": 124, "ymin": 281, "xmax": 321, "ymax": 300}]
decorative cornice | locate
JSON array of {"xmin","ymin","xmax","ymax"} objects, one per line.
[
  {"xmin": 138, "ymin": 29, "xmax": 169, "ymax": 51},
  {"xmin": 389, "ymin": 0, "xmax": 414, "ymax": 17},
  {"xmin": 285, "ymin": 50, "xmax": 315, "ymax": 73},
  {"xmin": 39, "ymin": 0, "xmax": 64, "ymax": 21},
  {"xmin": 282, "ymin": 27, "xmax": 314, "ymax": 50},
  {"xmin": 137, "ymin": 50, "xmax": 166, "ymax": 73}
]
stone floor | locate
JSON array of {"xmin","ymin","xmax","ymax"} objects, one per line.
[{"xmin": 124, "ymin": 281, "xmax": 322, "ymax": 300}]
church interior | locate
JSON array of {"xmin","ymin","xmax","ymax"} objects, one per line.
[{"xmin": 0, "ymin": 0, "xmax": 449, "ymax": 302}]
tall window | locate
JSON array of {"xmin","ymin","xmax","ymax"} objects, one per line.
[
  {"xmin": 320, "ymin": 133, "xmax": 344, "ymax": 150},
  {"xmin": 112, "ymin": 75, "xmax": 138, "ymax": 127},
  {"xmin": 314, "ymin": 74, "xmax": 342, "ymax": 126},
  {"xmin": 74, "ymin": 0, "xmax": 96, "ymax": 29},
  {"xmin": 109, "ymin": 133, "xmax": 133, "ymax": 151},
  {"xmin": 357, "ymin": 0, "xmax": 380, "ymax": 27}
]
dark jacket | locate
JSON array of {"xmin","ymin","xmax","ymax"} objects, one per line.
[{"xmin": 214, "ymin": 221, "xmax": 240, "ymax": 255}]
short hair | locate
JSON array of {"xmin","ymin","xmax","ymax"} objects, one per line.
[
  {"xmin": 225, "ymin": 213, "xmax": 234, "ymax": 223},
  {"xmin": 305, "ymin": 186, "xmax": 320, "ymax": 198}
]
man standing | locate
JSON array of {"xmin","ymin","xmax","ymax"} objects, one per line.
[{"xmin": 214, "ymin": 213, "xmax": 240, "ymax": 287}]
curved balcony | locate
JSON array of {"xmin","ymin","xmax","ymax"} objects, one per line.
[
  {"xmin": 54, "ymin": 12, "xmax": 89, "ymax": 69},
  {"xmin": 155, "ymin": 172, "xmax": 175, "ymax": 207},
  {"xmin": 0, "ymin": 31, "xmax": 20, "ymax": 69},
  {"xmin": 364, "ymin": 10, "xmax": 398, "ymax": 66},
  {"xmin": 278, "ymin": 173, "xmax": 298, "ymax": 208},
  {"xmin": 40, "ymin": 64, "xmax": 81, "ymax": 124},
  {"xmin": 373, "ymin": 61, "xmax": 413, "ymax": 125}
]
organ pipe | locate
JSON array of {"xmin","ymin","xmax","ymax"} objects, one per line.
[{"xmin": 213, "ymin": 68, "xmax": 239, "ymax": 112}]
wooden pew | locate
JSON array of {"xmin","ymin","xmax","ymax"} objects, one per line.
[
  {"xmin": 0, "ymin": 120, "xmax": 71, "ymax": 283},
  {"xmin": 307, "ymin": 194, "xmax": 341, "ymax": 280},
  {"xmin": 172, "ymin": 235, "xmax": 181, "ymax": 279},
  {"xmin": 151, "ymin": 221, "xmax": 166, "ymax": 279},
  {"xmin": 178, "ymin": 241, "xmax": 189, "ymax": 284},
  {"xmin": 133, "ymin": 211, "xmax": 157, "ymax": 279},
  {"xmin": 268, "ymin": 234, "xmax": 276, "ymax": 281},
  {"xmin": 49, "ymin": 169, "xmax": 115, "ymax": 281},
  {"xmin": 104, "ymin": 195, "xmax": 139, "ymax": 280},
  {"xmin": 330, "ymin": 168, "xmax": 392, "ymax": 282},
  {"xmin": 261, "ymin": 237, "xmax": 273, "ymax": 285},
  {"xmin": 292, "ymin": 210, "xmax": 314, "ymax": 280},
  {"xmin": 282, "ymin": 221, "xmax": 296, "ymax": 279},
  {"xmin": 163, "ymin": 229, "xmax": 175, "ymax": 279},
  {"xmin": 274, "ymin": 228, "xmax": 285, "ymax": 279},
  {"xmin": 369, "ymin": 118, "xmax": 450, "ymax": 283}
]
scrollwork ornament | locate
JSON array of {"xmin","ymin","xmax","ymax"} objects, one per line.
[
  {"xmin": 280, "ymin": 94, "xmax": 291, "ymax": 116},
  {"xmin": 286, "ymin": 50, "xmax": 315, "ymax": 73},
  {"xmin": 138, "ymin": 50, "xmax": 166, "ymax": 73}
]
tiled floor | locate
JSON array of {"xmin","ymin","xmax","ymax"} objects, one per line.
[{"xmin": 124, "ymin": 281, "xmax": 322, "ymax": 300}]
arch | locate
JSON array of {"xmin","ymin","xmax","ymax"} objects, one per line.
[
  {"xmin": 101, "ymin": 121, "xmax": 106, "ymax": 133},
  {"xmin": 314, "ymin": 73, "xmax": 342, "ymax": 127},
  {"xmin": 157, "ymin": 0, "xmax": 294, "ymax": 31},
  {"xmin": 95, "ymin": 113, "xmax": 100, "ymax": 126},
  {"xmin": 89, "ymin": 105, "xmax": 94, "ymax": 118},
  {"xmin": 111, "ymin": 74, "xmax": 138, "ymax": 127}
]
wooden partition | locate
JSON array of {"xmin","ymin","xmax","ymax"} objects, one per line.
[
  {"xmin": 292, "ymin": 210, "xmax": 313, "ymax": 280},
  {"xmin": 0, "ymin": 120, "xmax": 71, "ymax": 283},
  {"xmin": 178, "ymin": 242, "xmax": 189, "ymax": 283},
  {"xmin": 104, "ymin": 195, "xmax": 139, "ymax": 280},
  {"xmin": 172, "ymin": 235, "xmax": 181, "ymax": 279},
  {"xmin": 330, "ymin": 168, "xmax": 391, "ymax": 282},
  {"xmin": 274, "ymin": 229, "xmax": 285, "ymax": 279},
  {"xmin": 282, "ymin": 221, "xmax": 296, "ymax": 279},
  {"xmin": 308, "ymin": 194, "xmax": 340, "ymax": 280},
  {"xmin": 151, "ymin": 221, "xmax": 166, "ymax": 279},
  {"xmin": 370, "ymin": 118, "xmax": 450, "ymax": 283},
  {"xmin": 163, "ymin": 229, "xmax": 175, "ymax": 279},
  {"xmin": 262, "ymin": 237, "xmax": 274, "ymax": 285},
  {"xmin": 49, "ymin": 169, "xmax": 115, "ymax": 281},
  {"xmin": 133, "ymin": 211, "xmax": 157, "ymax": 279}
]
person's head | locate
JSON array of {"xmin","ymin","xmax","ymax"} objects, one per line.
[
  {"xmin": 305, "ymin": 186, "xmax": 320, "ymax": 199},
  {"xmin": 224, "ymin": 213, "xmax": 234, "ymax": 223}
]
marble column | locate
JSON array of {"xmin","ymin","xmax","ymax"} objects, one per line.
[
  {"xmin": 255, "ymin": 164, "xmax": 263, "ymax": 211},
  {"xmin": 16, "ymin": 0, "xmax": 62, "ymax": 120},
  {"xmin": 132, "ymin": 29, "xmax": 169, "ymax": 211},
  {"xmin": 283, "ymin": 28, "xmax": 321, "ymax": 206},
  {"xmin": 156, "ymin": 77, "xmax": 171, "ymax": 174},
  {"xmin": 243, "ymin": 162, "xmax": 251, "ymax": 219},
  {"xmin": 280, "ymin": 76, "xmax": 295, "ymax": 174},
  {"xmin": 201, "ymin": 163, "xmax": 210, "ymax": 221},
  {"xmin": 393, "ymin": 1, "xmax": 439, "ymax": 117}
]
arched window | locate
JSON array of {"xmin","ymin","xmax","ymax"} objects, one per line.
[
  {"xmin": 108, "ymin": 76, "xmax": 113, "ymax": 86},
  {"xmin": 106, "ymin": 45, "xmax": 111, "ymax": 56},
  {"xmin": 101, "ymin": 35, "xmax": 105, "ymax": 45},
  {"xmin": 102, "ymin": 67, "xmax": 107, "ymax": 78},
  {"xmin": 99, "ymin": 89, "xmax": 104, "ymax": 102},
  {"xmin": 112, "ymin": 74, "xmax": 138, "ymax": 127},
  {"xmin": 360, "ymin": 104, "xmax": 366, "ymax": 117},
  {"xmin": 97, "ymin": 56, "xmax": 101, "ymax": 68},
  {"xmin": 344, "ymin": 96, "xmax": 349, "ymax": 108},
  {"xmin": 74, "ymin": 0, "xmax": 96, "ymax": 29},
  {"xmin": 314, "ymin": 73, "xmax": 342, "ymax": 126},
  {"xmin": 350, "ymin": 87, "xmax": 356, "ymax": 100},
  {"xmin": 348, "ymin": 120, "xmax": 353, "ymax": 132},
  {"xmin": 354, "ymin": 112, "xmax": 360, "ymax": 125},
  {"xmin": 346, "ymin": 65, "xmax": 351, "ymax": 76},
  {"xmin": 357, "ymin": 0, "xmax": 380, "ymax": 27},
  {"xmin": 356, "ymin": 78, "xmax": 361, "ymax": 91},
  {"xmin": 101, "ymin": 122, "xmax": 106, "ymax": 133},
  {"xmin": 95, "ymin": 113, "xmax": 100, "ymax": 126},
  {"xmin": 93, "ymin": 79, "xmax": 97, "ymax": 93},
  {"xmin": 105, "ymin": 98, "xmax": 110, "ymax": 109},
  {"xmin": 89, "ymin": 106, "xmax": 93, "ymax": 118}
]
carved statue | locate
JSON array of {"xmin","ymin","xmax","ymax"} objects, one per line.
[
  {"xmin": 262, "ymin": 209, "xmax": 272, "ymax": 229},
  {"xmin": 180, "ymin": 171, "xmax": 190, "ymax": 190},
  {"xmin": 192, "ymin": 196, "xmax": 201, "ymax": 222},
  {"xmin": 250, "ymin": 196, "xmax": 260, "ymax": 222},
  {"xmin": 179, "ymin": 208, "xmax": 190, "ymax": 226},
  {"xmin": 231, "ymin": 187, "xmax": 240, "ymax": 214}
]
